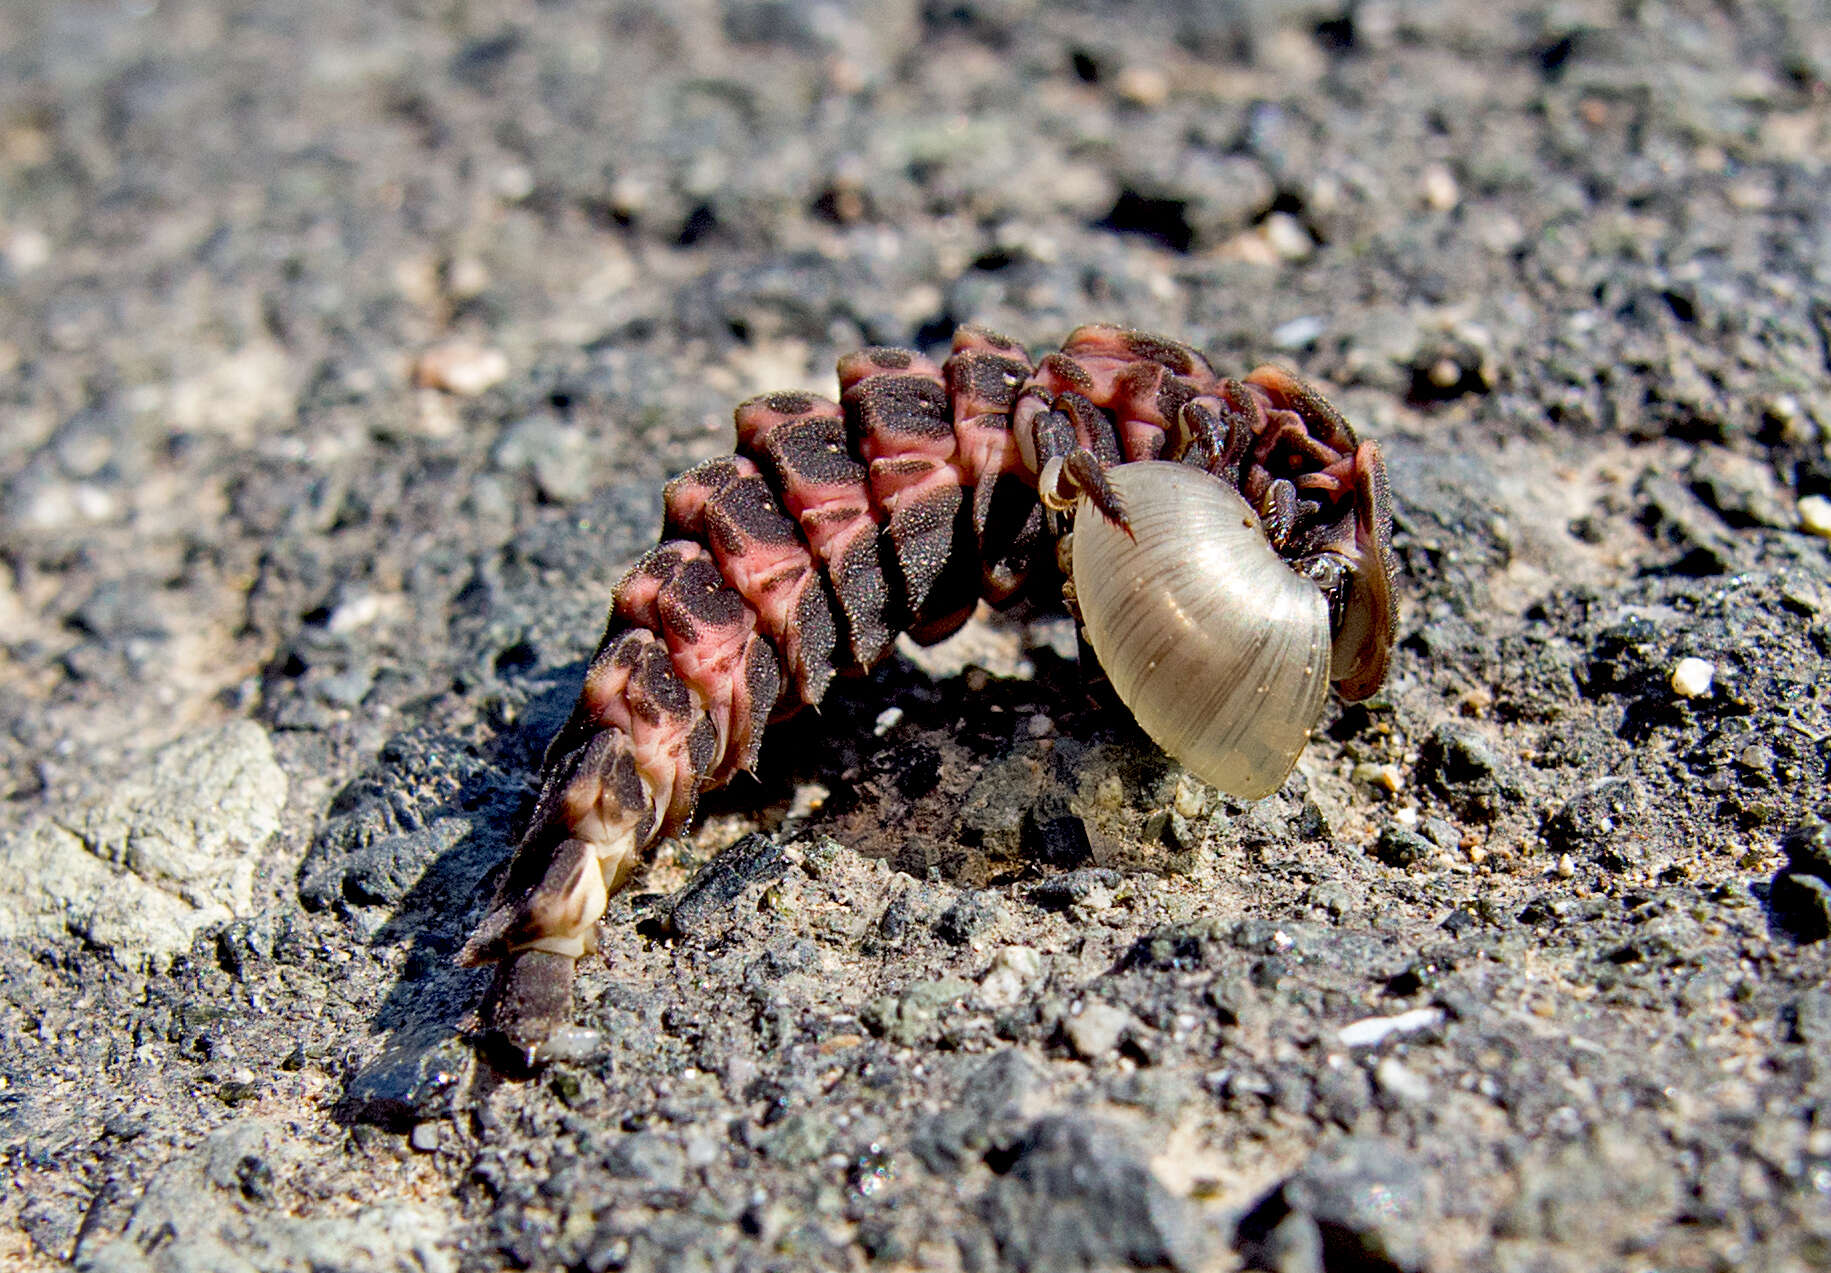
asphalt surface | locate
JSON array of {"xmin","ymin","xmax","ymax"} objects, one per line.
[{"xmin": 2, "ymin": 1, "xmax": 1829, "ymax": 1270}]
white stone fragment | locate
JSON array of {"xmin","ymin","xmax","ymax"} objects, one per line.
[
  {"xmin": 0, "ymin": 721, "xmax": 287, "ymax": 969},
  {"xmin": 1374, "ymin": 1056, "xmax": 1432, "ymax": 1103},
  {"xmin": 1337, "ymin": 1005, "xmax": 1445, "ymax": 1049},
  {"xmin": 1669, "ymin": 657, "xmax": 1715, "ymax": 699},
  {"xmin": 1064, "ymin": 1000, "xmax": 1135, "ymax": 1061},
  {"xmin": 978, "ymin": 945, "xmax": 1044, "ymax": 1009},
  {"xmin": 413, "ymin": 343, "xmax": 509, "ymax": 396},
  {"xmin": 1799, "ymin": 494, "xmax": 1831, "ymax": 540}
]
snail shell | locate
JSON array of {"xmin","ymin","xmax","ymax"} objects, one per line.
[{"xmin": 1071, "ymin": 461, "xmax": 1332, "ymax": 800}]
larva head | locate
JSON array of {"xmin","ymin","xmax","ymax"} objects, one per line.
[
  {"xmin": 1238, "ymin": 366, "xmax": 1398, "ymax": 704},
  {"xmin": 1070, "ymin": 462, "xmax": 1333, "ymax": 801},
  {"xmin": 1324, "ymin": 439, "xmax": 1396, "ymax": 700}
]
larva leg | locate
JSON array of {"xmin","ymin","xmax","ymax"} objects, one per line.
[{"xmin": 1258, "ymin": 478, "xmax": 1299, "ymax": 552}]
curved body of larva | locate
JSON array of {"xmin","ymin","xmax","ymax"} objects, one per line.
[{"xmin": 459, "ymin": 324, "xmax": 1397, "ymax": 1065}]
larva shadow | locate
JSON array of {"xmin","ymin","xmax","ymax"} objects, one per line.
[
  {"xmin": 695, "ymin": 626, "xmax": 1185, "ymax": 888},
  {"xmin": 310, "ymin": 670, "xmax": 589, "ymax": 1118}
]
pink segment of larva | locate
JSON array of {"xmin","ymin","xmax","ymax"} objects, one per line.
[{"xmin": 458, "ymin": 323, "xmax": 1395, "ymax": 1065}]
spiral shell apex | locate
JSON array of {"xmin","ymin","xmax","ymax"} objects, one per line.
[{"xmin": 1070, "ymin": 461, "xmax": 1333, "ymax": 800}]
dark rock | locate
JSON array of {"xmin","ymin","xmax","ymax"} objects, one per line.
[
  {"xmin": 1236, "ymin": 1137, "xmax": 1428, "ymax": 1272},
  {"xmin": 1781, "ymin": 810, "xmax": 1831, "ymax": 881},
  {"xmin": 1022, "ymin": 797, "xmax": 1095, "ymax": 869},
  {"xmin": 1029, "ymin": 869, "xmax": 1121, "ymax": 910},
  {"xmin": 912, "ymin": 1049, "xmax": 1049, "ymax": 1174},
  {"xmin": 216, "ymin": 911, "xmax": 287, "ymax": 978},
  {"xmin": 1634, "ymin": 471, "xmax": 1744, "ymax": 573},
  {"xmin": 339, "ymin": 818, "xmax": 475, "ymax": 908},
  {"xmin": 341, "ymin": 1027, "xmax": 471, "ymax": 1128},
  {"xmin": 873, "ymin": 889, "xmax": 916, "ymax": 943},
  {"xmin": 1372, "ymin": 824, "xmax": 1437, "ymax": 868},
  {"xmin": 1543, "ymin": 777, "xmax": 1654, "ymax": 869},
  {"xmin": 935, "ymin": 892, "xmax": 1001, "ymax": 945},
  {"xmin": 982, "ymin": 1116, "xmax": 1210, "ymax": 1272},
  {"xmin": 1770, "ymin": 872, "xmax": 1831, "ymax": 943},
  {"xmin": 1418, "ymin": 724, "xmax": 1520, "ymax": 822},
  {"xmin": 666, "ymin": 834, "xmax": 786, "ymax": 935}
]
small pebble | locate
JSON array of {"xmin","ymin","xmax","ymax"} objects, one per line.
[
  {"xmin": 413, "ymin": 343, "xmax": 509, "ymax": 396},
  {"xmin": 1374, "ymin": 1057, "xmax": 1431, "ymax": 1104},
  {"xmin": 1261, "ymin": 212, "xmax": 1312, "ymax": 260},
  {"xmin": 1271, "ymin": 315, "xmax": 1327, "ymax": 350},
  {"xmin": 1113, "ymin": 65, "xmax": 1169, "ymax": 107},
  {"xmin": 1064, "ymin": 1000, "xmax": 1134, "ymax": 1061},
  {"xmin": 1352, "ymin": 762, "xmax": 1404, "ymax": 793},
  {"xmin": 873, "ymin": 706, "xmax": 903, "ymax": 736},
  {"xmin": 979, "ymin": 945, "xmax": 1043, "ymax": 1009},
  {"xmin": 1421, "ymin": 163, "xmax": 1460, "ymax": 211},
  {"xmin": 1337, "ymin": 1006, "xmax": 1445, "ymax": 1049},
  {"xmin": 539, "ymin": 1025, "xmax": 605, "ymax": 1064},
  {"xmin": 1172, "ymin": 775, "xmax": 1207, "ymax": 819},
  {"xmin": 1428, "ymin": 357, "xmax": 1462, "ymax": 389},
  {"xmin": 1669, "ymin": 657, "xmax": 1715, "ymax": 699},
  {"xmin": 1799, "ymin": 494, "xmax": 1831, "ymax": 540},
  {"xmin": 409, "ymin": 1122, "xmax": 440, "ymax": 1152}
]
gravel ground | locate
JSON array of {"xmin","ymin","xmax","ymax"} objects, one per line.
[{"xmin": 3, "ymin": 1, "xmax": 1830, "ymax": 1270}]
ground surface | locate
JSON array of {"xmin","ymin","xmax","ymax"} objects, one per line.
[{"xmin": 2, "ymin": 1, "xmax": 1830, "ymax": 1270}]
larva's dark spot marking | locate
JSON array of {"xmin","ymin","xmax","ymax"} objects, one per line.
[
  {"xmin": 791, "ymin": 587, "xmax": 839, "ymax": 700},
  {"xmin": 949, "ymin": 351, "xmax": 1030, "ymax": 413},
  {"xmin": 740, "ymin": 644, "xmax": 781, "ymax": 761},
  {"xmin": 686, "ymin": 713, "xmax": 719, "ymax": 772},
  {"xmin": 610, "ymin": 747, "xmax": 644, "ymax": 813},
  {"xmin": 886, "ymin": 485, "xmax": 963, "ymax": 614},
  {"xmin": 768, "ymin": 418, "xmax": 865, "ymax": 486},
  {"xmin": 707, "ymin": 476, "xmax": 800, "ymax": 554},
  {"xmin": 1122, "ymin": 331, "xmax": 1201, "ymax": 374},
  {"xmin": 801, "ymin": 503, "xmax": 868, "ymax": 529},
  {"xmin": 1038, "ymin": 352, "xmax": 1092, "ymax": 391},
  {"xmin": 849, "ymin": 376, "xmax": 953, "ymax": 442},
  {"xmin": 761, "ymin": 390, "xmax": 817, "ymax": 415},
  {"xmin": 464, "ymin": 324, "xmax": 1398, "ymax": 1069},
  {"xmin": 874, "ymin": 456, "xmax": 938, "ymax": 480},
  {"xmin": 667, "ymin": 557, "xmax": 746, "ymax": 632},
  {"xmin": 626, "ymin": 644, "xmax": 681, "ymax": 723},
  {"xmin": 832, "ymin": 536, "xmax": 893, "ymax": 664}
]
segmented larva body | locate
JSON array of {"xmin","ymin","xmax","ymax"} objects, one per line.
[{"xmin": 460, "ymin": 324, "xmax": 1396, "ymax": 1063}]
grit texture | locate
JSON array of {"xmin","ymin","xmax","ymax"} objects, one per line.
[{"xmin": 2, "ymin": 2, "xmax": 1829, "ymax": 1271}]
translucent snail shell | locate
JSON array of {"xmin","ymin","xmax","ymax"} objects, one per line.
[{"xmin": 1071, "ymin": 461, "xmax": 1332, "ymax": 800}]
